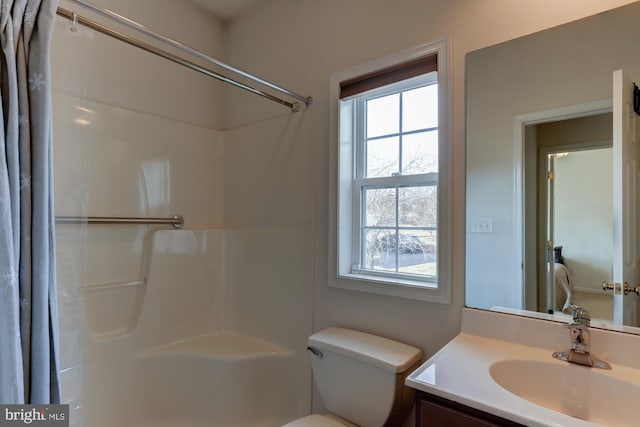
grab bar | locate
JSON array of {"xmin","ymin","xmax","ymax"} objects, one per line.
[{"xmin": 55, "ymin": 214, "xmax": 184, "ymax": 229}]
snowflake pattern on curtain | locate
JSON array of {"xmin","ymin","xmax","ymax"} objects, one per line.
[{"xmin": 0, "ymin": 0, "xmax": 60, "ymax": 405}]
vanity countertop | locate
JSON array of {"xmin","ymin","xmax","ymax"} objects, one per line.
[{"xmin": 406, "ymin": 308, "xmax": 640, "ymax": 427}]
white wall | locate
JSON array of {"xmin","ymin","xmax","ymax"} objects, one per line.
[{"xmin": 222, "ymin": 0, "xmax": 638, "ymax": 416}]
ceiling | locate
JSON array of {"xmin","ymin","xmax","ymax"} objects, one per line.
[{"xmin": 191, "ymin": 0, "xmax": 266, "ymax": 20}]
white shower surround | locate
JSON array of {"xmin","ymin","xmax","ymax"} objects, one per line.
[
  {"xmin": 78, "ymin": 230, "xmax": 308, "ymax": 427},
  {"xmin": 51, "ymin": 4, "xmax": 313, "ymax": 418},
  {"xmin": 58, "ymin": 223, "xmax": 310, "ymax": 426},
  {"xmin": 102, "ymin": 342, "xmax": 294, "ymax": 426},
  {"xmin": 52, "ymin": 88, "xmax": 312, "ymax": 425}
]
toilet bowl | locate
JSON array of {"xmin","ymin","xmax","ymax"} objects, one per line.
[
  {"xmin": 283, "ymin": 327, "xmax": 422, "ymax": 427},
  {"xmin": 284, "ymin": 414, "xmax": 356, "ymax": 426}
]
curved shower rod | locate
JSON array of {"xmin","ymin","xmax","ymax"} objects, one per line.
[{"xmin": 56, "ymin": 0, "xmax": 313, "ymax": 112}]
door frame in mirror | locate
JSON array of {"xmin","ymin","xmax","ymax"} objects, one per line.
[{"xmin": 513, "ymin": 98, "xmax": 613, "ymax": 310}]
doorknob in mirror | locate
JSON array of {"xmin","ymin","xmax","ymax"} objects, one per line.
[
  {"xmin": 623, "ymin": 282, "xmax": 640, "ymax": 297},
  {"xmin": 602, "ymin": 281, "xmax": 619, "ymax": 294},
  {"xmin": 602, "ymin": 281, "xmax": 640, "ymax": 296}
]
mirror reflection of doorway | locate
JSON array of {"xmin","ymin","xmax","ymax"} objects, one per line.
[
  {"xmin": 524, "ymin": 112, "xmax": 613, "ymax": 319},
  {"xmin": 545, "ymin": 147, "xmax": 613, "ymax": 317}
]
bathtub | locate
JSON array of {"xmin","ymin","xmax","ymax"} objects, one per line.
[
  {"xmin": 72, "ymin": 229, "xmax": 311, "ymax": 426},
  {"xmin": 84, "ymin": 333, "xmax": 300, "ymax": 427}
]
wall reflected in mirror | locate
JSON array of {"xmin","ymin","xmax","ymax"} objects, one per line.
[{"xmin": 466, "ymin": 0, "xmax": 640, "ymax": 332}]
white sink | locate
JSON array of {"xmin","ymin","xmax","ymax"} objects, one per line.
[
  {"xmin": 490, "ymin": 359, "xmax": 640, "ymax": 426},
  {"xmin": 406, "ymin": 310, "xmax": 640, "ymax": 427}
]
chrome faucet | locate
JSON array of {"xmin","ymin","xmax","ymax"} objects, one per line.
[{"xmin": 552, "ymin": 304, "xmax": 611, "ymax": 369}]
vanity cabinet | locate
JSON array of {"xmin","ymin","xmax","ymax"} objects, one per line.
[{"xmin": 416, "ymin": 391, "xmax": 524, "ymax": 427}]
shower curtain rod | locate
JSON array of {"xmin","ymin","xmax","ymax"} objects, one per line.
[{"xmin": 56, "ymin": 2, "xmax": 313, "ymax": 112}]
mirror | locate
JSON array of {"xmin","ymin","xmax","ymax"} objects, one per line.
[{"xmin": 466, "ymin": 0, "xmax": 640, "ymax": 332}]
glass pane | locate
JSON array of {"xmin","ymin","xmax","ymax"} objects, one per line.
[
  {"xmin": 402, "ymin": 131, "xmax": 438, "ymax": 175},
  {"xmin": 398, "ymin": 230, "xmax": 437, "ymax": 276},
  {"xmin": 399, "ymin": 185, "xmax": 437, "ymax": 228},
  {"xmin": 365, "ymin": 187, "xmax": 396, "ymax": 226},
  {"xmin": 367, "ymin": 136, "xmax": 399, "ymax": 177},
  {"xmin": 402, "ymin": 84, "xmax": 438, "ymax": 132},
  {"xmin": 367, "ymin": 94, "xmax": 399, "ymax": 138},
  {"xmin": 363, "ymin": 229, "xmax": 396, "ymax": 271}
]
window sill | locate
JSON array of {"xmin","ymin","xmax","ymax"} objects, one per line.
[{"xmin": 331, "ymin": 272, "xmax": 450, "ymax": 303}]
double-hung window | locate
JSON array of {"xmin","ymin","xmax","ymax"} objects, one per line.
[{"xmin": 330, "ymin": 40, "xmax": 451, "ymax": 302}]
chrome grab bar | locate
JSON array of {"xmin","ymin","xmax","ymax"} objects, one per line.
[{"xmin": 55, "ymin": 215, "xmax": 184, "ymax": 229}]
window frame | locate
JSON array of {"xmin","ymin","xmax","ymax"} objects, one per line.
[
  {"xmin": 351, "ymin": 74, "xmax": 439, "ymax": 280},
  {"xmin": 329, "ymin": 38, "xmax": 451, "ymax": 303}
]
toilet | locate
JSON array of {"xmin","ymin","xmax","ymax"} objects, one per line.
[{"xmin": 284, "ymin": 327, "xmax": 423, "ymax": 427}]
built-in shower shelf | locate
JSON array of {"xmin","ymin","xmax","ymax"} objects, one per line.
[
  {"xmin": 82, "ymin": 280, "xmax": 146, "ymax": 292},
  {"xmin": 143, "ymin": 333, "xmax": 291, "ymax": 360},
  {"xmin": 82, "ymin": 278, "xmax": 147, "ymax": 342}
]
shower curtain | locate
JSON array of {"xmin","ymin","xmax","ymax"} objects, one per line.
[{"xmin": 0, "ymin": 0, "xmax": 60, "ymax": 404}]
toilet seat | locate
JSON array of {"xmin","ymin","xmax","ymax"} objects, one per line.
[{"xmin": 282, "ymin": 414, "xmax": 357, "ymax": 427}]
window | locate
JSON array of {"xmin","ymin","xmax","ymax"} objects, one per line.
[{"xmin": 329, "ymin": 39, "xmax": 451, "ymax": 302}]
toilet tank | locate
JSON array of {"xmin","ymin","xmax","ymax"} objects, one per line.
[{"xmin": 307, "ymin": 327, "xmax": 422, "ymax": 427}]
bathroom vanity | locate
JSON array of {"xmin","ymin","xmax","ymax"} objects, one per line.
[
  {"xmin": 406, "ymin": 308, "xmax": 640, "ymax": 427},
  {"xmin": 416, "ymin": 391, "xmax": 523, "ymax": 426}
]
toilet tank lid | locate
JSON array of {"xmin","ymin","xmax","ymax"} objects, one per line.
[{"xmin": 308, "ymin": 327, "xmax": 422, "ymax": 373}]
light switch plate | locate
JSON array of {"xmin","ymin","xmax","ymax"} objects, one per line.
[{"xmin": 471, "ymin": 218, "xmax": 493, "ymax": 234}]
